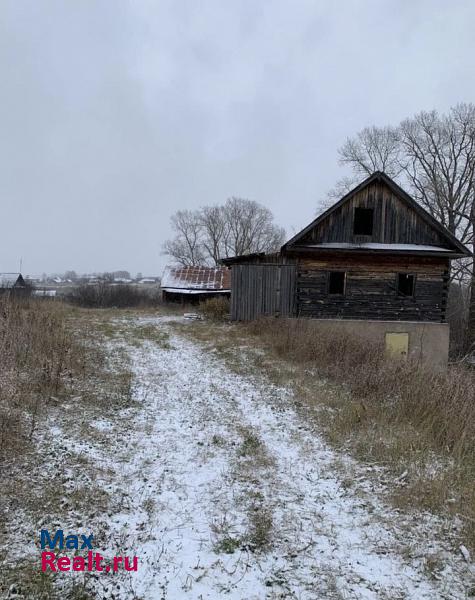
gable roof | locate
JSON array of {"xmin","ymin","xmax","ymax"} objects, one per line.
[
  {"xmin": 0, "ymin": 273, "xmax": 25, "ymax": 288},
  {"xmin": 161, "ymin": 266, "xmax": 230, "ymax": 293},
  {"xmin": 283, "ymin": 172, "xmax": 471, "ymax": 257}
]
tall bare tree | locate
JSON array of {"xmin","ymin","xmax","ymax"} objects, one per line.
[
  {"xmin": 198, "ymin": 205, "xmax": 227, "ymax": 265},
  {"xmin": 339, "ymin": 125, "xmax": 402, "ymax": 178},
  {"xmin": 326, "ymin": 126, "xmax": 403, "ymax": 204},
  {"xmin": 221, "ymin": 197, "xmax": 285, "ymax": 258},
  {"xmin": 333, "ymin": 103, "xmax": 475, "ymax": 350},
  {"xmin": 162, "ymin": 210, "xmax": 204, "ymax": 267},
  {"xmin": 163, "ymin": 198, "xmax": 285, "ymax": 267},
  {"xmin": 399, "ymin": 105, "xmax": 475, "ymax": 241}
]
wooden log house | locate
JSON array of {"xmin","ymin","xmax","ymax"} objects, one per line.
[{"xmin": 222, "ymin": 172, "xmax": 470, "ymax": 323}]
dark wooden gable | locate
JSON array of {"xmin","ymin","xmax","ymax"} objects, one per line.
[
  {"xmin": 13, "ymin": 274, "xmax": 26, "ymax": 287},
  {"xmin": 284, "ymin": 172, "xmax": 469, "ymax": 255}
]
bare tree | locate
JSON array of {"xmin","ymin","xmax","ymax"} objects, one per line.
[
  {"xmin": 325, "ymin": 126, "xmax": 403, "ymax": 206},
  {"xmin": 221, "ymin": 197, "xmax": 285, "ymax": 258},
  {"xmin": 163, "ymin": 199, "xmax": 285, "ymax": 266},
  {"xmin": 162, "ymin": 210, "xmax": 204, "ymax": 267},
  {"xmin": 331, "ymin": 103, "xmax": 475, "ymax": 350},
  {"xmin": 399, "ymin": 105, "xmax": 475, "ymax": 240},
  {"xmin": 199, "ymin": 205, "xmax": 227, "ymax": 265},
  {"xmin": 339, "ymin": 125, "xmax": 402, "ymax": 178}
]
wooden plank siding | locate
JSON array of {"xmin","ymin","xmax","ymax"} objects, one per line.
[
  {"xmin": 299, "ymin": 180, "xmax": 451, "ymax": 248},
  {"xmin": 230, "ymin": 265, "xmax": 297, "ymax": 321}
]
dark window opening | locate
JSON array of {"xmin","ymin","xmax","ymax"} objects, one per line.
[
  {"xmin": 397, "ymin": 273, "xmax": 415, "ymax": 296},
  {"xmin": 328, "ymin": 271, "xmax": 346, "ymax": 295},
  {"xmin": 353, "ymin": 207, "xmax": 374, "ymax": 235}
]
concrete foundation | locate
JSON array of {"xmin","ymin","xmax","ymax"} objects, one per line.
[{"xmin": 305, "ymin": 319, "xmax": 450, "ymax": 369}]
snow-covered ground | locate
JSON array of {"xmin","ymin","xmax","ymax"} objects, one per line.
[{"xmin": 3, "ymin": 315, "xmax": 473, "ymax": 599}]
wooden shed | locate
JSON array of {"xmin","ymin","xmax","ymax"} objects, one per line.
[{"xmin": 222, "ymin": 172, "xmax": 470, "ymax": 323}]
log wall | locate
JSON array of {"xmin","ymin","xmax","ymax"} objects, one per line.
[{"xmin": 297, "ymin": 255, "xmax": 449, "ymax": 322}]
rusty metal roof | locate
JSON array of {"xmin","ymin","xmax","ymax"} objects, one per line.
[{"xmin": 161, "ymin": 266, "xmax": 231, "ymax": 292}]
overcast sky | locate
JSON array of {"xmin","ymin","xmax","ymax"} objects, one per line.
[{"xmin": 1, "ymin": 1, "xmax": 474, "ymax": 276}]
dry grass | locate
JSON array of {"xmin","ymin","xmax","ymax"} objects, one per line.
[
  {"xmin": 212, "ymin": 426, "xmax": 275, "ymax": 556},
  {"xmin": 244, "ymin": 317, "xmax": 475, "ymax": 548},
  {"xmin": 245, "ymin": 502, "xmax": 273, "ymax": 553},
  {"xmin": 199, "ymin": 296, "xmax": 230, "ymax": 321},
  {"xmin": 245, "ymin": 318, "xmax": 475, "ymax": 459},
  {"xmin": 0, "ymin": 565, "xmax": 94, "ymax": 600},
  {"xmin": 0, "ymin": 300, "xmax": 142, "ymax": 598},
  {"xmin": 0, "ymin": 297, "xmax": 103, "ymax": 458}
]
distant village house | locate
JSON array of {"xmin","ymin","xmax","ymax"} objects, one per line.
[{"xmin": 0, "ymin": 273, "xmax": 28, "ymax": 295}]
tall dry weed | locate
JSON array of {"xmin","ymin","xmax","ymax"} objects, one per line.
[{"xmin": 0, "ymin": 297, "xmax": 88, "ymax": 457}]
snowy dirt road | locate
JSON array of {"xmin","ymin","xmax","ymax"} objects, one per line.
[{"xmin": 12, "ymin": 315, "xmax": 472, "ymax": 599}]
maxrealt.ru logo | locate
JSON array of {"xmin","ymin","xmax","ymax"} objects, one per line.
[{"xmin": 40, "ymin": 530, "xmax": 138, "ymax": 573}]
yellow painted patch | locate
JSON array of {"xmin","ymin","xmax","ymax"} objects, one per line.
[{"xmin": 385, "ymin": 332, "xmax": 409, "ymax": 359}]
